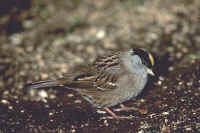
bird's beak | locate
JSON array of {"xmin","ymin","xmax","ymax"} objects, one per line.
[{"xmin": 146, "ymin": 68, "xmax": 155, "ymax": 76}]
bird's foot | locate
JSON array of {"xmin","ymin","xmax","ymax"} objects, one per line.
[{"xmin": 114, "ymin": 104, "xmax": 139, "ymax": 112}]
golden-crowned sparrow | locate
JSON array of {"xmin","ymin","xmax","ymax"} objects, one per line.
[{"xmin": 26, "ymin": 48, "xmax": 155, "ymax": 118}]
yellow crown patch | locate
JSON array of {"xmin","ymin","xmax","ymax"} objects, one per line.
[{"xmin": 148, "ymin": 53, "xmax": 154, "ymax": 66}]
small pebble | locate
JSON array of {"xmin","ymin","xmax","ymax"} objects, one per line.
[
  {"xmin": 157, "ymin": 80, "xmax": 162, "ymax": 85},
  {"xmin": 168, "ymin": 66, "xmax": 174, "ymax": 71},
  {"xmin": 96, "ymin": 29, "xmax": 106, "ymax": 39},
  {"xmin": 162, "ymin": 112, "xmax": 169, "ymax": 115},
  {"xmin": 178, "ymin": 81, "xmax": 183, "ymax": 85},
  {"xmin": 74, "ymin": 99, "xmax": 82, "ymax": 104},
  {"xmin": 96, "ymin": 110, "xmax": 106, "ymax": 114},
  {"xmin": 1, "ymin": 99, "xmax": 9, "ymax": 104},
  {"xmin": 67, "ymin": 94, "xmax": 74, "ymax": 97},
  {"xmin": 41, "ymin": 73, "xmax": 48, "ymax": 79},
  {"xmin": 49, "ymin": 112, "xmax": 54, "ymax": 116},
  {"xmin": 8, "ymin": 106, "xmax": 13, "ymax": 110},
  {"xmin": 104, "ymin": 119, "xmax": 109, "ymax": 126},
  {"xmin": 38, "ymin": 90, "xmax": 48, "ymax": 98}
]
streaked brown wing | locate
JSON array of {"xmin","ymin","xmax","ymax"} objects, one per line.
[
  {"xmin": 93, "ymin": 70, "xmax": 119, "ymax": 91},
  {"xmin": 56, "ymin": 66, "xmax": 120, "ymax": 94},
  {"xmin": 57, "ymin": 51, "xmax": 121, "ymax": 93},
  {"xmin": 71, "ymin": 69, "xmax": 121, "ymax": 108},
  {"xmin": 92, "ymin": 51, "xmax": 120, "ymax": 72}
]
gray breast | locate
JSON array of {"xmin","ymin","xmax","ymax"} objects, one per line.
[
  {"xmin": 98, "ymin": 73, "xmax": 148, "ymax": 107},
  {"xmin": 117, "ymin": 73, "xmax": 147, "ymax": 101}
]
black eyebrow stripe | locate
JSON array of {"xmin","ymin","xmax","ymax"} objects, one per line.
[{"xmin": 133, "ymin": 48, "xmax": 153, "ymax": 68}]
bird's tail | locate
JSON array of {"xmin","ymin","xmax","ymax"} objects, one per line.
[
  {"xmin": 25, "ymin": 78, "xmax": 93, "ymax": 90},
  {"xmin": 25, "ymin": 80, "xmax": 61, "ymax": 89}
]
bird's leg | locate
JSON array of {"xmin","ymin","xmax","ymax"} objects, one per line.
[
  {"xmin": 104, "ymin": 107, "xmax": 119, "ymax": 119},
  {"xmin": 101, "ymin": 106, "xmax": 135, "ymax": 120},
  {"xmin": 114, "ymin": 104, "xmax": 139, "ymax": 112}
]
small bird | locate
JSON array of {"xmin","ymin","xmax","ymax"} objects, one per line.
[{"xmin": 26, "ymin": 48, "xmax": 155, "ymax": 119}]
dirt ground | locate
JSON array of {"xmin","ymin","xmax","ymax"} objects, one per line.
[{"xmin": 0, "ymin": 0, "xmax": 200, "ymax": 132}]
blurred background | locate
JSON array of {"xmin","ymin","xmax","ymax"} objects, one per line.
[{"xmin": 0, "ymin": 0, "xmax": 200, "ymax": 132}]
